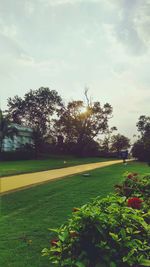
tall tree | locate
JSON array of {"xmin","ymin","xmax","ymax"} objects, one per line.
[
  {"xmin": 100, "ymin": 126, "xmax": 117, "ymax": 153},
  {"xmin": 55, "ymin": 95, "xmax": 114, "ymax": 155},
  {"xmin": 136, "ymin": 115, "xmax": 150, "ymax": 138},
  {"xmin": 6, "ymin": 87, "xmax": 63, "ymax": 153},
  {"xmin": 132, "ymin": 115, "xmax": 150, "ymax": 163},
  {"xmin": 110, "ymin": 133, "xmax": 130, "ymax": 154}
]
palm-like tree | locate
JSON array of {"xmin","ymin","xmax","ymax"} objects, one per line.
[{"xmin": 0, "ymin": 110, "xmax": 18, "ymax": 154}]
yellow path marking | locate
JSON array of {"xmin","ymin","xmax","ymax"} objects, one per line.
[{"xmin": 0, "ymin": 160, "xmax": 124, "ymax": 194}]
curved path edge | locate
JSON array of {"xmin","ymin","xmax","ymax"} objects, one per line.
[{"xmin": 0, "ymin": 160, "xmax": 129, "ymax": 195}]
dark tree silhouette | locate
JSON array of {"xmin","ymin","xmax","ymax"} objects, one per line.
[
  {"xmin": 110, "ymin": 133, "xmax": 130, "ymax": 154},
  {"xmin": 55, "ymin": 93, "xmax": 114, "ymax": 156},
  {"xmin": 6, "ymin": 87, "xmax": 63, "ymax": 155},
  {"xmin": 132, "ymin": 115, "xmax": 150, "ymax": 163}
]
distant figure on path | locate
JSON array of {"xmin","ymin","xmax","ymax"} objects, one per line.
[{"xmin": 120, "ymin": 150, "xmax": 128, "ymax": 164}]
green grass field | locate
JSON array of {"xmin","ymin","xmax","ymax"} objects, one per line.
[
  {"xmin": 0, "ymin": 161, "xmax": 149, "ymax": 267},
  {"xmin": 0, "ymin": 155, "xmax": 115, "ymax": 177}
]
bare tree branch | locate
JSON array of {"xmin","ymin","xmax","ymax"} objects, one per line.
[{"xmin": 84, "ymin": 87, "xmax": 90, "ymax": 106}]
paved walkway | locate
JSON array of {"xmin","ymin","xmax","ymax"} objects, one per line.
[{"xmin": 0, "ymin": 160, "xmax": 124, "ymax": 194}]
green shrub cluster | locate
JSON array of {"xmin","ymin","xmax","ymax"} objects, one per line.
[{"xmin": 42, "ymin": 173, "xmax": 150, "ymax": 267}]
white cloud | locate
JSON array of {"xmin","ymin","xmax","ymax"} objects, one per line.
[
  {"xmin": 24, "ymin": 1, "xmax": 35, "ymax": 15},
  {"xmin": 39, "ymin": 0, "xmax": 102, "ymax": 6},
  {"xmin": 105, "ymin": 0, "xmax": 150, "ymax": 56},
  {"xmin": 0, "ymin": 22, "xmax": 17, "ymax": 39},
  {"xmin": 0, "ymin": 0, "xmax": 150, "ymax": 139}
]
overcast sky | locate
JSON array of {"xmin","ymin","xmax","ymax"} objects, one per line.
[{"xmin": 0, "ymin": 0, "xmax": 150, "ymax": 140}]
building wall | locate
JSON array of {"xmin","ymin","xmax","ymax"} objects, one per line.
[{"xmin": 2, "ymin": 125, "xmax": 33, "ymax": 152}]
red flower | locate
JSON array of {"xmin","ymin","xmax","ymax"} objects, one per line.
[
  {"xmin": 73, "ymin": 207, "xmax": 80, "ymax": 212},
  {"xmin": 51, "ymin": 239, "xmax": 59, "ymax": 246},
  {"xmin": 127, "ymin": 197, "xmax": 143, "ymax": 209},
  {"xmin": 127, "ymin": 174, "xmax": 133, "ymax": 179}
]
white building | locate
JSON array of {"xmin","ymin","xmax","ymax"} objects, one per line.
[{"xmin": 2, "ymin": 124, "xmax": 33, "ymax": 152}]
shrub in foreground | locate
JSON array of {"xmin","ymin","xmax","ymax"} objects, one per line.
[{"xmin": 42, "ymin": 194, "xmax": 150, "ymax": 267}]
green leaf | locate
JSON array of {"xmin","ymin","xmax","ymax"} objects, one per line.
[
  {"xmin": 123, "ymin": 256, "xmax": 127, "ymax": 262},
  {"xmin": 109, "ymin": 232, "xmax": 119, "ymax": 241},
  {"xmin": 140, "ymin": 259, "xmax": 150, "ymax": 266},
  {"xmin": 41, "ymin": 248, "xmax": 49, "ymax": 256},
  {"xmin": 59, "ymin": 230, "xmax": 68, "ymax": 241},
  {"xmin": 120, "ymin": 229, "xmax": 126, "ymax": 239}
]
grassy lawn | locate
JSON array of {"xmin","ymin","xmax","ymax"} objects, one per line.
[
  {"xmin": 0, "ymin": 155, "xmax": 115, "ymax": 177},
  {"xmin": 0, "ymin": 161, "xmax": 149, "ymax": 267}
]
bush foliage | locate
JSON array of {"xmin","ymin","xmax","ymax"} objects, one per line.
[
  {"xmin": 42, "ymin": 173, "xmax": 150, "ymax": 267},
  {"xmin": 115, "ymin": 173, "xmax": 150, "ymax": 200}
]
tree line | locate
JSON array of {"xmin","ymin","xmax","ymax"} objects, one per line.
[
  {"xmin": 0, "ymin": 87, "xmax": 149, "ymax": 162},
  {"xmin": 132, "ymin": 115, "xmax": 150, "ymax": 164}
]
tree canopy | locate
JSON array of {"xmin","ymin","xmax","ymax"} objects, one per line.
[
  {"xmin": 132, "ymin": 115, "xmax": 150, "ymax": 163},
  {"xmin": 110, "ymin": 133, "xmax": 130, "ymax": 154},
  {"xmin": 6, "ymin": 87, "xmax": 63, "ymax": 153},
  {"xmin": 54, "ymin": 97, "xmax": 114, "ymax": 155},
  {"xmin": 5, "ymin": 88, "xmax": 120, "ymax": 157},
  {"xmin": 6, "ymin": 87, "xmax": 62, "ymax": 135},
  {"xmin": 137, "ymin": 115, "xmax": 150, "ymax": 138}
]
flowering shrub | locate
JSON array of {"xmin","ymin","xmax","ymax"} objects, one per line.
[
  {"xmin": 115, "ymin": 173, "xmax": 150, "ymax": 200},
  {"xmin": 42, "ymin": 194, "xmax": 150, "ymax": 267},
  {"xmin": 127, "ymin": 197, "xmax": 143, "ymax": 209}
]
